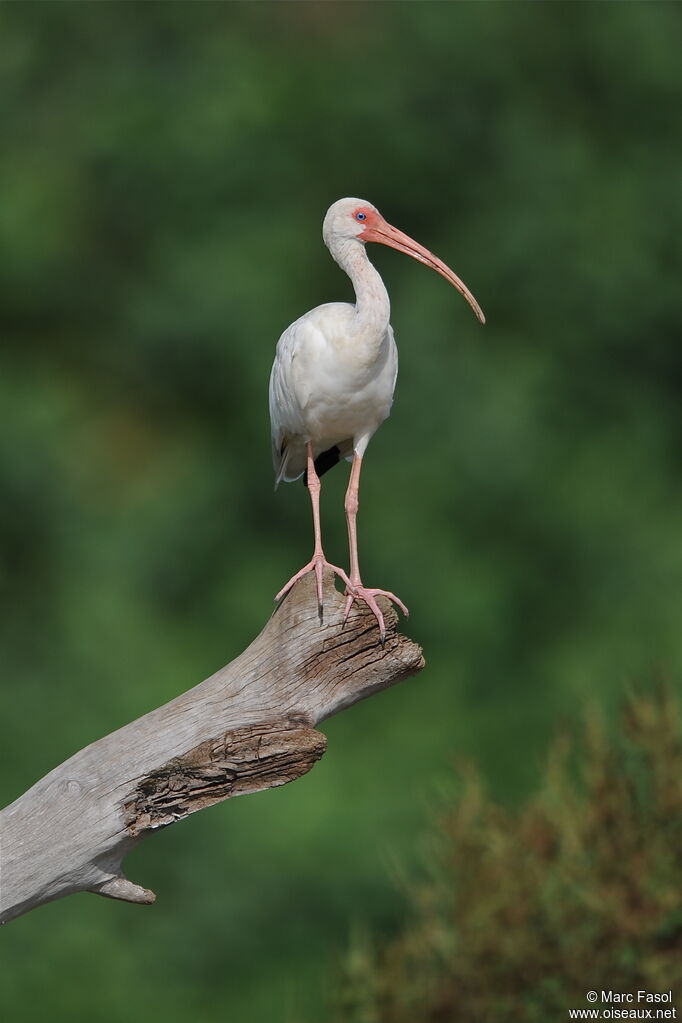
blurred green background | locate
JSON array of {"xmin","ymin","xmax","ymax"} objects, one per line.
[{"xmin": 1, "ymin": 2, "xmax": 680, "ymax": 1020}]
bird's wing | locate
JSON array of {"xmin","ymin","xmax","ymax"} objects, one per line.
[
  {"xmin": 269, "ymin": 321, "xmax": 309, "ymax": 485},
  {"xmin": 387, "ymin": 323, "xmax": 399, "ymax": 397},
  {"xmin": 269, "ymin": 302, "xmax": 362, "ymax": 485}
]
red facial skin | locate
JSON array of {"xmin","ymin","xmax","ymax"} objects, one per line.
[{"xmin": 352, "ymin": 207, "xmax": 485, "ymax": 324}]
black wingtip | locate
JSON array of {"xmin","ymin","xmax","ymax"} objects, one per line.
[{"xmin": 303, "ymin": 445, "xmax": 341, "ymax": 486}]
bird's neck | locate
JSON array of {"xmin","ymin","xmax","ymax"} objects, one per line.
[{"xmin": 332, "ymin": 239, "xmax": 391, "ymax": 345}]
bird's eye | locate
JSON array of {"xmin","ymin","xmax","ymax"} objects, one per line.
[{"xmin": 355, "ymin": 212, "xmax": 367, "ymax": 221}]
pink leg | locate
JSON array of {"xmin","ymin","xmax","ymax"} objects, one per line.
[
  {"xmin": 343, "ymin": 452, "xmax": 409, "ymax": 641},
  {"xmin": 276, "ymin": 442, "xmax": 351, "ymax": 608}
]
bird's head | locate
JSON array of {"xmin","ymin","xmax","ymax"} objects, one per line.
[
  {"xmin": 323, "ymin": 197, "xmax": 382, "ymax": 244},
  {"xmin": 323, "ymin": 197, "xmax": 485, "ymax": 325}
]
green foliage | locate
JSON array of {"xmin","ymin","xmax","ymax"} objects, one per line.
[
  {"xmin": 1, "ymin": 3, "xmax": 681, "ymax": 1021},
  {"xmin": 335, "ymin": 688, "xmax": 682, "ymax": 1023}
]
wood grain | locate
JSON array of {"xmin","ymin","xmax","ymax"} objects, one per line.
[{"xmin": 0, "ymin": 571, "xmax": 424, "ymax": 924}]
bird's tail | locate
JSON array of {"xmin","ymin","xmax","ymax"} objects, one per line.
[{"xmin": 273, "ymin": 440, "xmax": 304, "ymax": 489}]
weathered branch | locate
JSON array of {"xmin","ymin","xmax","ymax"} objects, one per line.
[{"xmin": 0, "ymin": 572, "xmax": 424, "ymax": 924}]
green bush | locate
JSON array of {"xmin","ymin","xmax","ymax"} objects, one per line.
[{"xmin": 335, "ymin": 688, "xmax": 682, "ymax": 1023}]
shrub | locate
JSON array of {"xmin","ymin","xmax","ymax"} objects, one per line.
[{"xmin": 335, "ymin": 688, "xmax": 682, "ymax": 1023}]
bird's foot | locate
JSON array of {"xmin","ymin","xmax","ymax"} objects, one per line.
[
  {"xmin": 275, "ymin": 553, "xmax": 351, "ymax": 610},
  {"xmin": 343, "ymin": 582, "xmax": 409, "ymax": 643}
]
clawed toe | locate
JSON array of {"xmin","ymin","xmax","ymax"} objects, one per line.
[
  {"xmin": 343, "ymin": 582, "xmax": 409, "ymax": 641},
  {"xmin": 275, "ymin": 556, "xmax": 351, "ymax": 608},
  {"xmin": 277, "ymin": 560, "xmax": 408, "ymax": 643}
]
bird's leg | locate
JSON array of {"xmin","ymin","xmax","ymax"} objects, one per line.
[
  {"xmin": 343, "ymin": 452, "xmax": 409, "ymax": 642},
  {"xmin": 275, "ymin": 442, "xmax": 351, "ymax": 610}
]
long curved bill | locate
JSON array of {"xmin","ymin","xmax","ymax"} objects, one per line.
[{"xmin": 361, "ymin": 219, "xmax": 485, "ymax": 325}]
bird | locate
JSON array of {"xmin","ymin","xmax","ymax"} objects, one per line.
[{"xmin": 269, "ymin": 197, "xmax": 484, "ymax": 640}]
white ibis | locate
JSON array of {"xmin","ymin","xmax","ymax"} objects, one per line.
[{"xmin": 269, "ymin": 197, "xmax": 484, "ymax": 639}]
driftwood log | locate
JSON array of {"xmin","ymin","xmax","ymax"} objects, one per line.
[{"xmin": 0, "ymin": 571, "xmax": 424, "ymax": 925}]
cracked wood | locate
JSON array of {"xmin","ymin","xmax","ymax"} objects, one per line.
[
  {"xmin": 124, "ymin": 720, "xmax": 327, "ymax": 835},
  {"xmin": 0, "ymin": 570, "xmax": 424, "ymax": 924}
]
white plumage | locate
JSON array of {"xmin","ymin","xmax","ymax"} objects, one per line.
[
  {"xmin": 269, "ymin": 197, "xmax": 484, "ymax": 639},
  {"xmin": 270, "ymin": 305, "xmax": 398, "ymax": 485}
]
